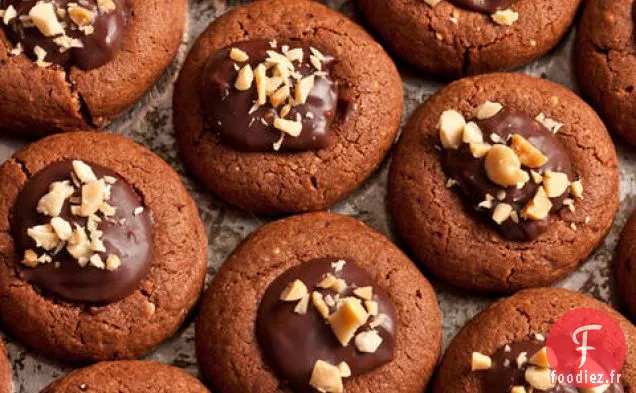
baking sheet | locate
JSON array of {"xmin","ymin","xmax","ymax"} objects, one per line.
[{"xmin": 2, "ymin": 0, "xmax": 636, "ymax": 391}]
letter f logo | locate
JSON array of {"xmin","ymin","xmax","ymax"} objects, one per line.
[{"xmin": 572, "ymin": 324, "xmax": 602, "ymax": 368}]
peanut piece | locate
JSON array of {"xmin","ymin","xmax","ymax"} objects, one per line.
[
  {"xmin": 235, "ymin": 65, "xmax": 254, "ymax": 91},
  {"xmin": 328, "ymin": 297, "xmax": 368, "ymax": 346},
  {"xmin": 484, "ymin": 145, "xmax": 528, "ymax": 187},
  {"xmin": 510, "ymin": 134, "xmax": 548, "ymax": 168},
  {"xmin": 309, "ymin": 360, "xmax": 343, "ymax": 393},
  {"xmin": 280, "ymin": 279, "xmax": 308, "ymax": 301},
  {"xmin": 353, "ymin": 286, "xmax": 373, "ymax": 300},
  {"xmin": 522, "ymin": 187, "xmax": 553, "ymax": 221},
  {"xmin": 543, "ymin": 171, "xmax": 569, "ymax": 198},
  {"xmin": 492, "ymin": 203, "xmax": 513, "ymax": 225},
  {"xmin": 463, "ymin": 122, "xmax": 483, "ymax": 144},
  {"xmin": 29, "ymin": 2, "xmax": 64, "ymax": 37},
  {"xmin": 471, "ymin": 352, "xmax": 492, "ymax": 371},
  {"xmin": 525, "ymin": 366, "xmax": 555, "ymax": 390},
  {"xmin": 491, "ymin": 9, "xmax": 519, "ymax": 26},
  {"xmin": 354, "ymin": 330, "xmax": 383, "ymax": 353},
  {"xmin": 529, "ymin": 346, "xmax": 550, "ymax": 368},
  {"xmin": 476, "ymin": 101, "xmax": 503, "ymax": 120},
  {"xmin": 439, "ymin": 110, "xmax": 466, "ymax": 149}
]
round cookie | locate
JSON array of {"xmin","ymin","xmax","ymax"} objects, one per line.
[
  {"xmin": 0, "ymin": 339, "xmax": 11, "ymax": 393},
  {"xmin": 576, "ymin": 0, "xmax": 636, "ymax": 146},
  {"xmin": 41, "ymin": 360, "xmax": 210, "ymax": 392},
  {"xmin": 173, "ymin": 0, "xmax": 403, "ymax": 214},
  {"xmin": 0, "ymin": 0, "xmax": 187, "ymax": 137},
  {"xmin": 356, "ymin": 0, "xmax": 581, "ymax": 77},
  {"xmin": 389, "ymin": 73, "xmax": 619, "ymax": 292},
  {"xmin": 196, "ymin": 212, "xmax": 441, "ymax": 392},
  {"xmin": 433, "ymin": 288, "xmax": 635, "ymax": 393},
  {"xmin": 0, "ymin": 132, "xmax": 208, "ymax": 363},
  {"xmin": 616, "ymin": 208, "xmax": 636, "ymax": 320}
]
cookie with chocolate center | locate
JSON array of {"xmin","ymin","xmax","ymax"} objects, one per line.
[
  {"xmin": 41, "ymin": 360, "xmax": 210, "ymax": 392},
  {"xmin": 389, "ymin": 73, "xmax": 619, "ymax": 292},
  {"xmin": 616, "ymin": 208, "xmax": 636, "ymax": 320},
  {"xmin": 576, "ymin": 0, "xmax": 636, "ymax": 146},
  {"xmin": 356, "ymin": 0, "xmax": 581, "ymax": 77},
  {"xmin": 0, "ymin": 132, "xmax": 208, "ymax": 363},
  {"xmin": 195, "ymin": 212, "xmax": 441, "ymax": 392},
  {"xmin": 173, "ymin": 0, "xmax": 403, "ymax": 214},
  {"xmin": 432, "ymin": 288, "xmax": 634, "ymax": 393},
  {"xmin": 0, "ymin": 0, "xmax": 187, "ymax": 136}
]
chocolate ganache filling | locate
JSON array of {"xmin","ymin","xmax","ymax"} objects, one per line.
[
  {"xmin": 257, "ymin": 258, "xmax": 396, "ymax": 393},
  {"xmin": 12, "ymin": 160, "xmax": 152, "ymax": 304},
  {"xmin": 449, "ymin": 0, "xmax": 514, "ymax": 13},
  {"xmin": 200, "ymin": 39, "xmax": 339, "ymax": 152},
  {"xmin": 1, "ymin": 0, "xmax": 127, "ymax": 70},
  {"xmin": 483, "ymin": 340, "xmax": 624, "ymax": 393},
  {"xmin": 441, "ymin": 105, "xmax": 578, "ymax": 241}
]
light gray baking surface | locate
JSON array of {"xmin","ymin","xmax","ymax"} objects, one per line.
[{"xmin": 1, "ymin": 0, "xmax": 635, "ymax": 391}]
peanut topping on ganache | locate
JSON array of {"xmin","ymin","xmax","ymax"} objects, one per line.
[
  {"xmin": 256, "ymin": 258, "xmax": 397, "ymax": 393},
  {"xmin": 470, "ymin": 340, "xmax": 624, "ymax": 393},
  {"xmin": 439, "ymin": 102, "xmax": 585, "ymax": 241},
  {"xmin": 423, "ymin": 0, "xmax": 519, "ymax": 26},
  {"xmin": 200, "ymin": 39, "xmax": 339, "ymax": 152},
  {"xmin": 0, "ymin": 0, "xmax": 127, "ymax": 70},
  {"xmin": 12, "ymin": 160, "xmax": 152, "ymax": 303}
]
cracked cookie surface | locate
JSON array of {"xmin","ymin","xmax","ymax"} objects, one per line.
[
  {"xmin": 576, "ymin": 0, "xmax": 636, "ymax": 146},
  {"xmin": 388, "ymin": 73, "xmax": 619, "ymax": 292},
  {"xmin": 356, "ymin": 0, "xmax": 581, "ymax": 77},
  {"xmin": 0, "ymin": 132, "xmax": 208, "ymax": 363},
  {"xmin": 432, "ymin": 288, "xmax": 636, "ymax": 393},
  {"xmin": 195, "ymin": 212, "xmax": 441, "ymax": 393},
  {"xmin": 41, "ymin": 360, "xmax": 210, "ymax": 392},
  {"xmin": 0, "ymin": 0, "xmax": 187, "ymax": 137},
  {"xmin": 173, "ymin": 0, "xmax": 403, "ymax": 215}
]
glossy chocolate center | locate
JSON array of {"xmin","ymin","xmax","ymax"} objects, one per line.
[
  {"xmin": 486, "ymin": 341, "xmax": 624, "ymax": 393},
  {"xmin": 443, "ymin": 108, "xmax": 574, "ymax": 241},
  {"xmin": 449, "ymin": 0, "xmax": 514, "ymax": 13},
  {"xmin": 256, "ymin": 258, "xmax": 396, "ymax": 393},
  {"xmin": 1, "ymin": 0, "xmax": 127, "ymax": 70},
  {"xmin": 200, "ymin": 39, "xmax": 339, "ymax": 152},
  {"xmin": 12, "ymin": 160, "xmax": 152, "ymax": 304}
]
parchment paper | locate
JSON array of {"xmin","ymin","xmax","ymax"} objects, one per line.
[{"xmin": 2, "ymin": 0, "xmax": 635, "ymax": 391}]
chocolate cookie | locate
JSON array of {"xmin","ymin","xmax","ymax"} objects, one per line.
[
  {"xmin": 433, "ymin": 288, "xmax": 635, "ymax": 393},
  {"xmin": 616, "ymin": 208, "xmax": 636, "ymax": 320},
  {"xmin": 576, "ymin": 0, "xmax": 636, "ymax": 146},
  {"xmin": 195, "ymin": 212, "xmax": 441, "ymax": 392},
  {"xmin": 0, "ymin": 340, "xmax": 11, "ymax": 393},
  {"xmin": 389, "ymin": 73, "xmax": 619, "ymax": 292},
  {"xmin": 356, "ymin": 0, "xmax": 581, "ymax": 77},
  {"xmin": 0, "ymin": 132, "xmax": 208, "ymax": 363},
  {"xmin": 41, "ymin": 360, "xmax": 210, "ymax": 392},
  {"xmin": 0, "ymin": 0, "xmax": 187, "ymax": 137},
  {"xmin": 173, "ymin": 0, "xmax": 403, "ymax": 214}
]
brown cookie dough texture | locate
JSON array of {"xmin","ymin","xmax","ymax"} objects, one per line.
[
  {"xmin": 616, "ymin": 208, "xmax": 636, "ymax": 320},
  {"xmin": 576, "ymin": 0, "xmax": 636, "ymax": 146},
  {"xmin": 0, "ymin": 132, "xmax": 208, "ymax": 363},
  {"xmin": 195, "ymin": 212, "xmax": 441, "ymax": 392},
  {"xmin": 41, "ymin": 360, "xmax": 210, "ymax": 392},
  {"xmin": 389, "ymin": 73, "xmax": 619, "ymax": 292},
  {"xmin": 173, "ymin": 0, "xmax": 403, "ymax": 214},
  {"xmin": 356, "ymin": 0, "xmax": 581, "ymax": 77},
  {"xmin": 433, "ymin": 288, "xmax": 636, "ymax": 392},
  {"xmin": 0, "ymin": 0, "xmax": 187, "ymax": 137},
  {"xmin": 0, "ymin": 340, "xmax": 11, "ymax": 393}
]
